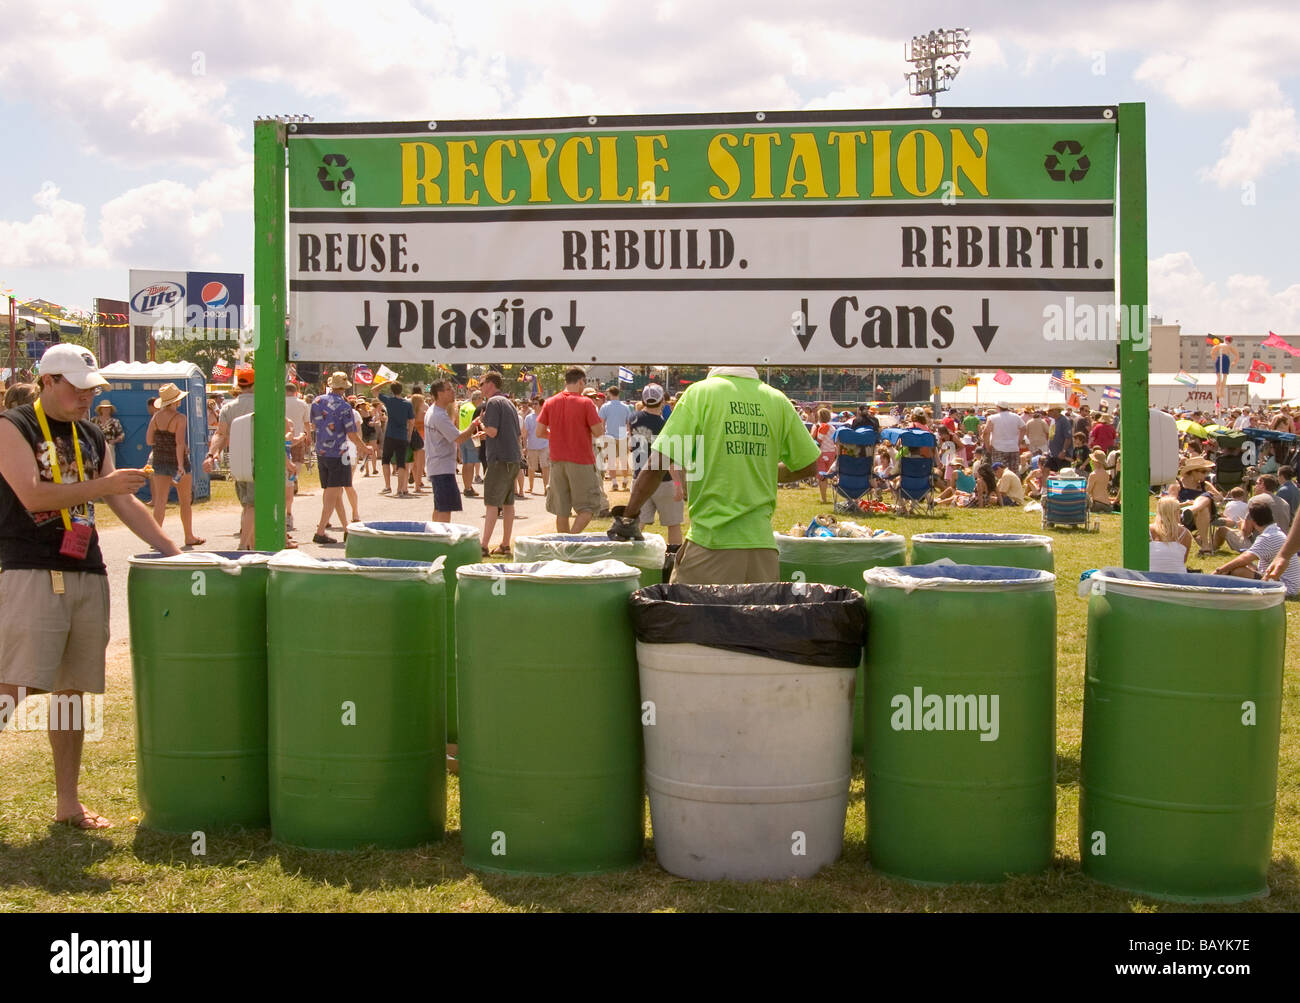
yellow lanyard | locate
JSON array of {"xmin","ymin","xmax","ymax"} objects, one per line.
[{"xmin": 33, "ymin": 398, "xmax": 86, "ymax": 531}]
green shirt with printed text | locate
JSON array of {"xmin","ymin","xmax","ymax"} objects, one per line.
[{"xmin": 652, "ymin": 374, "xmax": 819, "ymax": 550}]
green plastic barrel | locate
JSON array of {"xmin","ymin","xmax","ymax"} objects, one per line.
[
  {"xmin": 513, "ymin": 533, "xmax": 668, "ymax": 589},
  {"xmin": 776, "ymin": 531, "xmax": 907, "ymax": 756},
  {"xmin": 456, "ymin": 559, "xmax": 644, "ymax": 874},
  {"xmin": 346, "ymin": 521, "xmax": 480, "ymax": 744},
  {"xmin": 128, "ymin": 551, "xmax": 273, "ymax": 832},
  {"xmin": 267, "ymin": 554, "xmax": 446, "ymax": 850},
  {"xmin": 863, "ymin": 564, "xmax": 1057, "ymax": 883},
  {"xmin": 1081, "ymin": 569, "xmax": 1287, "ymax": 902},
  {"xmin": 910, "ymin": 533, "xmax": 1055, "ymax": 571}
]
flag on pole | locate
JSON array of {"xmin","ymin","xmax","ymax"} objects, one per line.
[
  {"xmin": 1251, "ymin": 359, "xmax": 1273, "ymax": 373},
  {"xmin": 376, "ymin": 364, "xmax": 399, "ymax": 383},
  {"xmin": 1262, "ymin": 331, "xmax": 1300, "ymax": 357},
  {"xmin": 993, "ymin": 370, "xmax": 1012, "ymax": 385},
  {"xmin": 212, "ymin": 357, "xmax": 232, "ymax": 381},
  {"xmin": 1247, "ymin": 370, "xmax": 1266, "ymax": 384},
  {"xmin": 1174, "ymin": 370, "xmax": 1198, "ymax": 387},
  {"xmin": 1101, "ymin": 386, "xmax": 1120, "ymax": 401},
  {"xmin": 1048, "ymin": 370, "xmax": 1071, "ymax": 395},
  {"xmin": 353, "ymin": 365, "xmax": 374, "ymax": 385},
  {"xmin": 618, "ymin": 366, "xmax": 635, "ymax": 383}
]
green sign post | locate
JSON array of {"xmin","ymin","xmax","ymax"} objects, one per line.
[
  {"xmin": 1118, "ymin": 103, "xmax": 1149, "ymax": 570},
  {"xmin": 252, "ymin": 106, "xmax": 1148, "ymax": 565},
  {"xmin": 253, "ymin": 119, "xmax": 288, "ymax": 551}
]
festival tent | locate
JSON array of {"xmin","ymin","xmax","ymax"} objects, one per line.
[{"xmin": 944, "ymin": 372, "xmax": 1250, "ymax": 410}]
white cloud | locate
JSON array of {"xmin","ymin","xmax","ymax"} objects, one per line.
[
  {"xmin": 0, "ymin": 7, "xmax": 244, "ymax": 167},
  {"xmin": 1151, "ymin": 251, "xmax": 1300, "ymax": 334},
  {"xmin": 0, "ymin": 183, "xmax": 108, "ymax": 269},
  {"xmin": 99, "ymin": 180, "xmax": 225, "ymax": 265},
  {"xmin": 1200, "ymin": 106, "xmax": 1300, "ymax": 188},
  {"xmin": 0, "ymin": 164, "xmax": 246, "ymax": 273}
]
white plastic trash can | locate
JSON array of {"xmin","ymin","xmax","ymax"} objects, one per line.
[{"xmin": 629, "ymin": 582, "xmax": 866, "ymax": 881}]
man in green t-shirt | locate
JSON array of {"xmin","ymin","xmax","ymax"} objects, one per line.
[
  {"xmin": 615, "ymin": 366, "xmax": 819, "ymax": 584},
  {"xmin": 962, "ymin": 409, "xmax": 981, "ymax": 436},
  {"xmin": 457, "ymin": 390, "xmax": 483, "ymax": 497}
]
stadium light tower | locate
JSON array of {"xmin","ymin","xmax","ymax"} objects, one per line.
[
  {"xmin": 906, "ymin": 29, "xmax": 970, "ymax": 414},
  {"xmin": 905, "ymin": 28, "xmax": 971, "ymax": 107}
]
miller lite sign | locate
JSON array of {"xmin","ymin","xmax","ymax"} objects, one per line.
[{"xmin": 128, "ymin": 269, "xmax": 186, "ymax": 328}]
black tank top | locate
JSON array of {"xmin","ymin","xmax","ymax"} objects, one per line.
[{"xmin": 0, "ymin": 404, "xmax": 107, "ymax": 573}]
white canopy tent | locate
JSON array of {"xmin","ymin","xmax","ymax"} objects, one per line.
[{"xmin": 946, "ymin": 372, "xmax": 1252, "ymax": 410}]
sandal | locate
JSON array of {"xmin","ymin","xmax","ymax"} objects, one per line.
[
  {"xmin": 56, "ymin": 809, "xmax": 112, "ymax": 830},
  {"xmin": 490, "ymin": 545, "xmax": 511, "ymax": 556},
  {"xmin": 184, "ymin": 537, "xmax": 206, "ymax": 547},
  {"xmin": 480, "ymin": 545, "xmax": 492, "ymax": 558}
]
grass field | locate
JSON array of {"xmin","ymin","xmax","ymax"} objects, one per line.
[{"xmin": 1, "ymin": 486, "xmax": 1296, "ymax": 912}]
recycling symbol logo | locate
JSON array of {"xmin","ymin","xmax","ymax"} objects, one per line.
[
  {"xmin": 317, "ymin": 153, "xmax": 355, "ymax": 191},
  {"xmin": 1044, "ymin": 140, "xmax": 1090, "ymax": 183}
]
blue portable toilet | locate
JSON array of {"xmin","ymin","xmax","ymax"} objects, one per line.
[{"xmin": 99, "ymin": 362, "xmax": 210, "ymax": 503}]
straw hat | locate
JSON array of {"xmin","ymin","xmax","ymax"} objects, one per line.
[
  {"xmin": 95, "ymin": 400, "xmax": 115, "ymax": 413},
  {"xmin": 153, "ymin": 383, "xmax": 188, "ymax": 408},
  {"xmin": 1179, "ymin": 456, "xmax": 1215, "ymax": 476}
]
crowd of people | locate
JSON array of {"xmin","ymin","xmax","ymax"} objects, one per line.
[
  {"xmin": 194, "ymin": 367, "xmax": 688, "ymax": 558},
  {"xmin": 4, "ymin": 345, "xmax": 1300, "ymax": 835},
  {"xmin": 795, "ymin": 397, "xmax": 1300, "ymax": 593}
]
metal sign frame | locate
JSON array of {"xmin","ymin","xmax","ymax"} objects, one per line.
[{"xmin": 252, "ymin": 104, "xmax": 1149, "ymax": 568}]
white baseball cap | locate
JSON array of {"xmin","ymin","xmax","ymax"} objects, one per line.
[
  {"xmin": 38, "ymin": 344, "xmax": 109, "ymax": 389},
  {"xmin": 642, "ymin": 384, "xmax": 665, "ymax": 404}
]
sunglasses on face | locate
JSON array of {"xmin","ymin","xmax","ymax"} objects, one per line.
[{"xmin": 51, "ymin": 375, "xmax": 100, "ymax": 395}]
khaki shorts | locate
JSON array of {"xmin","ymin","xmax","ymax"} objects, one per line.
[
  {"xmin": 235, "ymin": 479, "xmax": 255, "ymax": 506},
  {"xmin": 483, "ymin": 461, "xmax": 520, "ymax": 507},
  {"xmin": 670, "ymin": 540, "xmax": 779, "ymax": 586},
  {"xmin": 0, "ymin": 569, "xmax": 109, "ymax": 693},
  {"xmin": 547, "ymin": 460, "xmax": 605, "ymax": 517},
  {"xmin": 526, "ymin": 447, "xmax": 550, "ymax": 474},
  {"xmin": 641, "ymin": 477, "xmax": 684, "ymax": 527},
  {"xmin": 597, "ymin": 435, "xmax": 629, "ymax": 472}
]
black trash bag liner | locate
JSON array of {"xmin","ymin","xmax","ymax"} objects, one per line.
[{"xmin": 629, "ymin": 582, "xmax": 866, "ymax": 668}]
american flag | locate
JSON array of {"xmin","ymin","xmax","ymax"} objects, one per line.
[{"xmin": 1048, "ymin": 370, "xmax": 1071, "ymax": 395}]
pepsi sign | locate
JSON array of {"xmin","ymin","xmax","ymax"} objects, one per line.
[{"xmin": 186, "ymin": 271, "xmax": 244, "ymax": 337}]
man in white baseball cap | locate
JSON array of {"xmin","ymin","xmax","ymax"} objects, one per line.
[
  {"xmin": 36, "ymin": 344, "xmax": 111, "ymax": 390},
  {"xmin": 0, "ymin": 344, "xmax": 178, "ymax": 829}
]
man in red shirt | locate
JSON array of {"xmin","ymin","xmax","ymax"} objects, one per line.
[
  {"xmin": 1089, "ymin": 411, "xmax": 1116, "ymax": 453},
  {"xmin": 536, "ymin": 367, "xmax": 605, "ymax": 532}
]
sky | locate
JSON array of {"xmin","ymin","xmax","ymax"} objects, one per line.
[{"xmin": 1, "ymin": 0, "xmax": 1298, "ymax": 337}]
